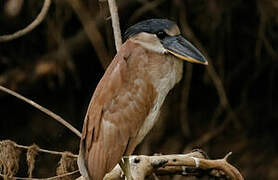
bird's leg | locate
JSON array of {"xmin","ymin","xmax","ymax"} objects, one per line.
[
  {"xmin": 124, "ymin": 157, "xmax": 133, "ymax": 180},
  {"xmin": 119, "ymin": 159, "xmax": 126, "ymax": 173},
  {"xmin": 119, "ymin": 156, "xmax": 134, "ymax": 180}
]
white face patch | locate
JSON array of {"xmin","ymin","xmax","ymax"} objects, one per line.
[{"xmin": 130, "ymin": 32, "xmax": 167, "ymax": 54}]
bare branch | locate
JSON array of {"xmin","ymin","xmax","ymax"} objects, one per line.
[
  {"xmin": 103, "ymin": 151, "xmax": 244, "ymax": 180},
  {"xmin": 0, "ymin": 140, "xmax": 78, "ymax": 180},
  {"xmin": 0, "ymin": 0, "xmax": 51, "ymax": 42},
  {"xmin": 0, "ymin": 85, "xmax": 81, "ymax": 138},
  {"xmin": 13, "ymin": 142, "xmax": 78, "ymax": 158},
  {"xmin": 107, "ymin": 0, "xmax": 122, "ymax": 52}
]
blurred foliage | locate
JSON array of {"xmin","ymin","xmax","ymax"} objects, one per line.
[{"xmin": 0, "ymin": 0, "xmax": 278, "ymax": 179}]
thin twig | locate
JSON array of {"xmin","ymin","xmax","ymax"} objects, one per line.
[
  {"xmin": 107, "ymin": 0, "xmax": 122, "ymax": 52},
  {"xmin": 0, "ymin": 170, "xmax": 79, "ymax": 180},
  {"xmin": 0, "ymin": 0, "xmax": 51, "ymax": 42},
  {"xmin": 13, "ymin": 143, "xmax": 78, "ymax": 158},
  {"xmin": 0, "ymin": 85, "xmax": 81, "ymax": 138}
]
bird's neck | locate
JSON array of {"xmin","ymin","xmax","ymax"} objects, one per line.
[{"xmin": 146, "ymin": 50, "xmax": 183, "ymax": 92}]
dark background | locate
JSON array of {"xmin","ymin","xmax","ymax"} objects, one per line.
[{"xmin": 0, "ymin": 0, "xmax": 278, "ymax": 179}]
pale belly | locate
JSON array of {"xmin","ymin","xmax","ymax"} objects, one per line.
[
  {"xmin": 134, "ymin": 59, "xmax": 182, "ymax": 146},
  {"xmin": 133, "ymin": 98, "xmax": 161, "ymax": 146}
]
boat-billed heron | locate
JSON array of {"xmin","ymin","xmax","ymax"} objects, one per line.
[{"xmin": 78, "ymin": 19, "xmax": 207, "ymax": 179}]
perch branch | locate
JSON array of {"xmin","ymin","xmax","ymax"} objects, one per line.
[
  {"xmin": 0, "ymin": 85, "xmax": 81, "ymax": 138},
  {"xmin": 133, "ymin": 153, "xmax": 243, "ymax": 180},
  {"xmin": 107, "ymin": 0, "xmax": 122, "ymax": 52},
  {"xmin": 103, "ymin": 151, "xmax": 244, "ymax": 180},
  {"xmin": 0, "ymin": 0, "xmax": 51, "ymax": 42}
]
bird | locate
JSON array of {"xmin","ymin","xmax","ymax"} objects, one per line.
[{"xmin": 77, "ymin": 18, "xmax": 207, "ymax": 180}]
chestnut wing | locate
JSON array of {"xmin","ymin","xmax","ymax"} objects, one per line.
[{"xmin": 78, "ymin": 42, "xmax": 157, "ymax": 179}]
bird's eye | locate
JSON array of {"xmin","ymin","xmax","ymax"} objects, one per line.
[{"xmin": 156, "ymin": 31, "xmax": 167, "ymax": 39}]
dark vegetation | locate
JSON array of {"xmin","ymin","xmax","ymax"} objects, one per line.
[{"xmin": 0, "ymin": 0, "xmax": 278, "ymax": 179}]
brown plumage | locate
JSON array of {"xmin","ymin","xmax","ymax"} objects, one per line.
[{"xmin": 78, "ymin": 19, "xmax": 207, "ymax": 179}]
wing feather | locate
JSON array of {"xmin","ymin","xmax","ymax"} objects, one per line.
[{"xmin": 78, "ymin": 41, "xmax": 157, "ymax": 180}]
